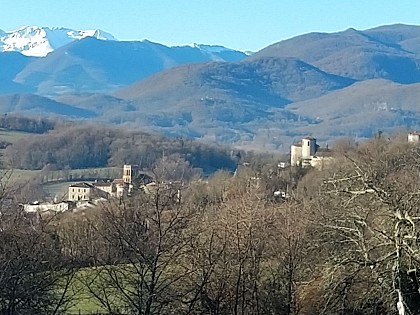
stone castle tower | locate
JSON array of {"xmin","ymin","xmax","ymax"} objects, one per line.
[{"xmin": 290, "ymin": 137, "xmax": 317, "ymax": 167}]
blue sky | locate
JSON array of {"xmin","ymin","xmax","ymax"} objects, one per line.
[{"xmin": 2, "ymin": 0, "xmax": 420, "ymax": 51}]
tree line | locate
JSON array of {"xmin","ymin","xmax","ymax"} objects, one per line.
[
  {"xmin": 1, "ymin": 134, "xmax": 420, "ymax": 314},
  {"xmin": 0, "ymin": 114, "xmax": 56, "ymax": 134},
  {"xmin": 3, "ymin": 123, "xmax": 237, "ymax": 172}
]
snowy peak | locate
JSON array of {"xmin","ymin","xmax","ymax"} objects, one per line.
[
  {"xmin": 0, "ymin": 26, "xmax": 116, "ymax": 57},
  {"xmin": 192, "ymin": 43, "xmax": 233, "ymax": 53},
  {"xmin": 61, "ymin": 28, "xmax": 116, "ymax": 41},
  {"xmin": 186, "ymin": 43, "xmax": 249, "ymax": 61},
  {"xmin": 0, "ymin": 25, "xmax": 247, "ymax": 59}
]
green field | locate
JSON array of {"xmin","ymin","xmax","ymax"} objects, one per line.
[
  {"xmin": 67, "ymin": 277, "xmax": 106, "ymax": 315},
  {"xmin": 1, "ymin": 167, "xmax": 121, "ymax": 187},
  {"xmin": 6, "ymin": 169, "xmax": 41, "ymax": 183},
  {"xmin": 66, "ymin": 267, "xmax": 127, "ymax": 314},
  {"xmin": 0, "ymin": 128, "xmax": 34, "ymax": 143},
  {"xmin": 41, "ymin": 166, "xmax": 120, "ymax": 197},
  {"xmin": 0, "ymin": 128, "xmax": 122, "ymax": 198},
  {"xmin": 40, "ymin": 167, "xmax": 121, "ymax": 183},
  {"xmin": 0, "ymin": 128, "xmax": 121, "ymax": 196}
]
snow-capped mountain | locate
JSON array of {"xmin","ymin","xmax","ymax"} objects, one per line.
[
  {"xmin": 191, "ymin": 43, "xmax": 234, "ymax": 53},
  {"xmin": 188, "ymin": 43, "xmax": 253, "ymax": 60},
  {"xmin": 0, "ymin": 26, "xmax": 116, "ymax": 57},
  {"xmin": 0, "ymin": 25, "xmax": 249, "ymax": 95}
]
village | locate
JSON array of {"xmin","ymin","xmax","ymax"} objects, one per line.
[
  {"xmin": 22, "ymin": 164, "xmax": 155, "ymax": 214},
  {"xmin": 7, "ymin": 130, "xmax": 420, "ymax": 315},
  {"xmin": 21, "ymin": 131, "xmax": 420, "ymax": 215}
]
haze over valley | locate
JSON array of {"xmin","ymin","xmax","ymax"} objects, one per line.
[{"xmin": 2, "ymin": 24, "xmax": 420, "ymax": 149}]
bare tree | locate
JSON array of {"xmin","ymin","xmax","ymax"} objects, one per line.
[
  {"xmin": 0, "ymin": 209, "xmax": 77, "ymax": 315},
  {"xmin": 304, "ymin": 138, "xmax": 420, "ymax": 314},
  {"xmin": 259, "ymin": 202, "xmax": 309, "ymax": 315},
  {"xmin": 81, "ymin": 183, "xmax": 202, "ymax": 315}
]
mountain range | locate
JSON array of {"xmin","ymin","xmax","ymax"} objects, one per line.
[
  {"xmin": 0, "ymin": 26, "xmax": 116, "ymax": 57},
  {"xmin": 0, "ymin": 26, "xmax": 248, "ymax": 95},
  {"xmin": 2, "ymin": 24, "xmax": 420, "ymax": 150}
]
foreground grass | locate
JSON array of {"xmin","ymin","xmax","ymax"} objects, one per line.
[
  {"xmin": 66, "ymin": 267, "xmax": 127, "ymax": 314},
  {"xmin": 67, "ymin": 287, "xmax": 106, "ymax": 315}
]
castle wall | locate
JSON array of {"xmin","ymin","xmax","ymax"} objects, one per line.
[{"xmin": 290, "ymin": 145, "xmax": 302, "ymax": 166}]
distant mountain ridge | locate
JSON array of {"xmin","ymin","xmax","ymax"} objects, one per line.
[
  {"xmin": 0, "ymin": 26, "xmax": 116, "ymax": 57},
  {"xmin": 0, "ymin": 25, "xmax": 249, "ymax": 95},
  {"xmin": 250, "ymin": 24, "xmax": 420, "ymax": 83},
  {"xmin": 1, "ymin": 24, "xmax": 420, "ymax": 150},
  {"xmin": 0, "ymin": 25, "xmax": 248, "ymax": 59}
]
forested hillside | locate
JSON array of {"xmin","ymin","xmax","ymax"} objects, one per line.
[{"xmin": 1, "ymin": 119, "xmax": 237, "ymax": 172}]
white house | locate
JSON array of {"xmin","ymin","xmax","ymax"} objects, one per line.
[
  {"xmin": 68, "ymin": 182, "xmax": 109, "ymax": 202},
  {"xmin": 408, "ymin": 132, "xmax": 420, "ymax": 143},
  {"xmin": 23, "ymin": 201, "xmax": 74, "ymax": 213}
]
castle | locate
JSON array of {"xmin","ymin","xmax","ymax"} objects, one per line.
[{"xmin": 290, "ymin": 137, "xmax": 333, "ymax": 168}]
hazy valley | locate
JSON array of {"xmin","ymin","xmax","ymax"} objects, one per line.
[{"xmin": 2, "ymin": 24, "xmax": 420, "ymax": 149}]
